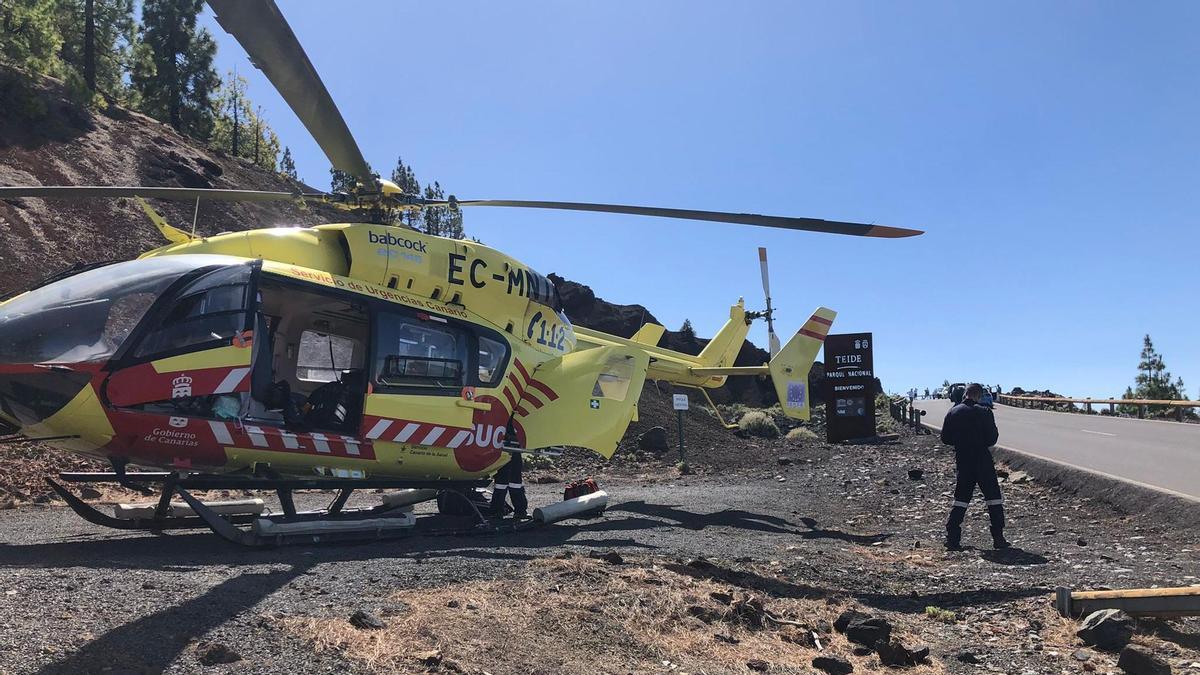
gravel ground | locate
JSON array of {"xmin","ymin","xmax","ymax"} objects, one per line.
[{"xmin": 2, "ymin": 429, "xmax": 1199, "ymax": 674}]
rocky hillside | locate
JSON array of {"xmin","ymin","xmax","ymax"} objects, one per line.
[{"xmin": 0, "ymin": 67, "xmax": 346, "ymax": 296}]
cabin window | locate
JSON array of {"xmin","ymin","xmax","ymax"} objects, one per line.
[
  {"xmin": 372, "ymin": 313, "xmax": 469, "ymax": 392},
  {"xmin": 591, "ymin": 354, "xmax": 635, "ymax": 401},
  {"xmin": 477, "ymin": 336, "xmax": 508, "ymax": 385},
  {"xmin": 297, "ymin": 331, "xmax": 360, "ymax": 383},
  {"xmin": 134, "ymin": 265, "xmax": 252, "ymax": 359}
]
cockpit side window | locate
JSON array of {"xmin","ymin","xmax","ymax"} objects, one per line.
[{"xmin": 132, "ymin": 265, "xmax": 253, "ymax": 360}]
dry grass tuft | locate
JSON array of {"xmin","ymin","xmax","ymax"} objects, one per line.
[
  {"xmin": 282, "ymin": 555, "xmax": 947, "ymax": 674},
  {"xmin": 785, "ymin": 427, "xmax": 817, "ymax": 442}
]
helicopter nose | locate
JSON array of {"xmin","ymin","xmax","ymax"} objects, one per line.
[{"xmin": 0, "ymin": 367, "xmax": 95, "ymax": 429}]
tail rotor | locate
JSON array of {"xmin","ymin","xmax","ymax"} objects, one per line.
[{"xmin": 757, "ymin": 247, "xmax": 781, "ymax": 358}]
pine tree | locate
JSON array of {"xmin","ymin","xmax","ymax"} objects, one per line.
[
  {"xmin": 1124, "ymin": 334, "xmax": 1186, "ymax": 415},
  {"xmin": 415, "ymin": 181, "xmax": 463, "ymax": 238},
  {"xmin": 679, "ymin": 319, "xmax": 696, "ymax": 342},
  {"xmin": 279, "ymin": 146, "xmax": 298, "ymax": 180},
  {"xmin": 131, "ymin": 0, "xmax": 218, "ymax": 139},
  {"xmin": 329, "ymin": 167, "xmax": 356, "ymax": 194},
  {"xmin": 55, "ymin": 0, "xmax": 134, "ymax": 94},
  {"xmin": 209, "ymin": 73, "xmax": 282, "ymax": 171},
  {"xmin": 0, "ymin": 0, "xmax": 63, "ymax": 75},
  {"xmin": 389, "ymin": 155, "xmax": 422, "ymax": 229}
]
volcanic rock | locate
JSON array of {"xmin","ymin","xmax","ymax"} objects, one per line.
[
  {"xmin": 195, "ymin": 642, "xmax": 241, "ymax": 666},
  {"xmin": 876, "ymin": 639, "xmax": 931, "ymax": 666},
  {"xmin": 844, "ymin": 612, "xmax": 892, "ymax": 643},
  {"xmin": 812, "ymin": 655, "xmax": 854, "ymax": 674},
  {"xmin": 1077, "ymin": 609, "xmax": 1134, "ymax": 652},
  {"xmin": 349, "ymin": 609, "xmax": 386, "ymax": 630},
  {"xmin": 1117, "ymin": 645, "xmax": 1171, "ymax": 675},
  {"xmin": 834, "ymin": 609, "xmax": 870, "ymax": 633},
  {"xmin": 637, "ymin": 426, "xmax": 670, "ymax": 453},
  {"xmin": 957, "ymin": 650, "xmax": 982, "ymax": 664}
]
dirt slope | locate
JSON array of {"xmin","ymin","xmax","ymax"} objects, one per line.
[{"xmin": 0, "ymin": 67, "xmax": 347, "ymax": 296}]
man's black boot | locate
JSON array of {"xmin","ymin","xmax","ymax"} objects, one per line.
[
  {"xmin": 987, "ymin": 504, "xmax": 1008, "ymax": 549},
  {"xmin": 946, "ymin": 506, "xmax": 966, "ymax": 550},
  {"xmin": 991, "ymin": 528, "xmax": 1010, "ymax": 549}
]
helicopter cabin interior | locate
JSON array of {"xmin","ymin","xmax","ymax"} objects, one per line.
[{"xmin": 129, "ymin": 264, "xmax": 511, "ymax": 437}]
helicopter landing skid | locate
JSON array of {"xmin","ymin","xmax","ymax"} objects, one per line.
[{"xmin": 50, "ymin": 472, "xmax": 500, "ymax": 547}]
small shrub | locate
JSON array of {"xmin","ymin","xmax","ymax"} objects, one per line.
[
  {"xmin": 763, "ymin": 403, "xmax": 788, "ymax": 424},
  {"xmin": 737, "ymin": 411, "xmax": 780, "ymax": 438},
  {"xmin": 785, "ymin": 427, "xmax": 817, "ymax": 441},
  {"xmin": 924, "ymin": 606, "xmax": 957, "ymax": 623}
]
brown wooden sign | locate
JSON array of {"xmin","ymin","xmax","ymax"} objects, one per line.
[{"xmin": 824, "ymin": 332, "xmax": 876, "ymax": 442}]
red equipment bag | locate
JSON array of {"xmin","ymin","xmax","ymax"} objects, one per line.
[{"xmin": 563, "ymin": 477, "xmax": 599, "ymax": 501}]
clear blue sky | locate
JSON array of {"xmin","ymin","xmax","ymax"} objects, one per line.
[{"xmin": 201, "ymin": 1, "xmax": 1199, "ymax": 398}]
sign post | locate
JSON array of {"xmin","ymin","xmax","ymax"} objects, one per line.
[
  {"xmin": 672, "ymin": 393, "xmax": 689, "ymax": 468},
  {"xmin": 823, "ymin": 333, "xmax": 876, "ymax": 442}
]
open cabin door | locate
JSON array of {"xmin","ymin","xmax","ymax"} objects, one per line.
[
  {"xmin": 104, "ymin": 263, "xmax": 258, "ymax": 408},
  {"xmin": 512, "ymin": 346, "xmax": 649, "ymax": 458}
]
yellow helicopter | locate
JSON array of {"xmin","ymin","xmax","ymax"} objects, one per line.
[{"xmin": 0, "ymin": 0, "xmax": 921, "ymax": 545}]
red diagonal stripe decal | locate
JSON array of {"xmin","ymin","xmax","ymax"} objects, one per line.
[
  {"xmin": 502, "ymin": 386, "xmax": 518, "ymax": 410},
  {"xmin": 514, "ymin": 405, "xmax": 531, "ymax": 417},
  {"xmin": 810, "ymin": 315, "xmax": 833, "ymax": 326},
  {"xmin": 528, "ymin": 379, "xmax": 559, "ymax": 401},
  {"xmin": 524, "ymin": 392, "xmax": 545, "ymax": 409},
  {"xmin": 507, "ymin": 372, "xmax": 524, "ymax": 395},
  {"xmin": 798, "ymin": 328, "xmax": 826, "ymax": 340},
  {"xmin": 513, "ymin": 359, "xmax": 533, "ymax": 385}
]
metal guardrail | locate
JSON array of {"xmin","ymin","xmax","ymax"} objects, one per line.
[
  {"xmin": 998, "ymin": 394, "xmax": 1200, "ymax": 421},
  {"xmin": 889, "ymin": 399, "xmax": 930, "ymax": 434}
]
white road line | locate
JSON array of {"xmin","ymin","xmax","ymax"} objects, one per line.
[{"xmin": 1080, "ymin": 429, "xmax": 1116, "ymax": 437}]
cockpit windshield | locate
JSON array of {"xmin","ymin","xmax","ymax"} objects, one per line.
[{"xmin": 0, "ymin": 255, "xmax": 250, "ymax": 365}]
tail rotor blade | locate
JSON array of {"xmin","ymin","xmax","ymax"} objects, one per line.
[
  {"xmin": 757, "ymin": 246, "xmax": 772, "ymax": 299},
  {"xmin": 758, "ymin": 247, "xmax": 781, "ymax": 358}
]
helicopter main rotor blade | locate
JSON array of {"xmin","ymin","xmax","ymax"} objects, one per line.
[
  {"xmin": 434, "ymin": 199, "xmax": 923, "ymax": 238},
  {"xmin": 207, "ymin": 0, "xmax": 377, "ymax": 191},
  {"xmin": 0, "ymin": 186, "xmax": 322, "ymax": 202}
]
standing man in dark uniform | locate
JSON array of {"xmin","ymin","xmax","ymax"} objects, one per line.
[{"xmin": 941, "ymin": 383, "xmax": 1009, "ymax": 550}]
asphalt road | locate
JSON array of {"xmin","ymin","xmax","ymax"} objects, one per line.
[{"xmin": 915, "ymin": 399, "xmax": 1200, "ymax": 500}]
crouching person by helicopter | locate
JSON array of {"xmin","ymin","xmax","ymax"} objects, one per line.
[{"xmin": 490, "ymin": 452, "xmax": 528, "ymax": 520}]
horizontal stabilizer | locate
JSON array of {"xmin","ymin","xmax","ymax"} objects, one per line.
[{"xmin": 630, "ymin": 323, "xmax": 665, "ymax": 347}]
